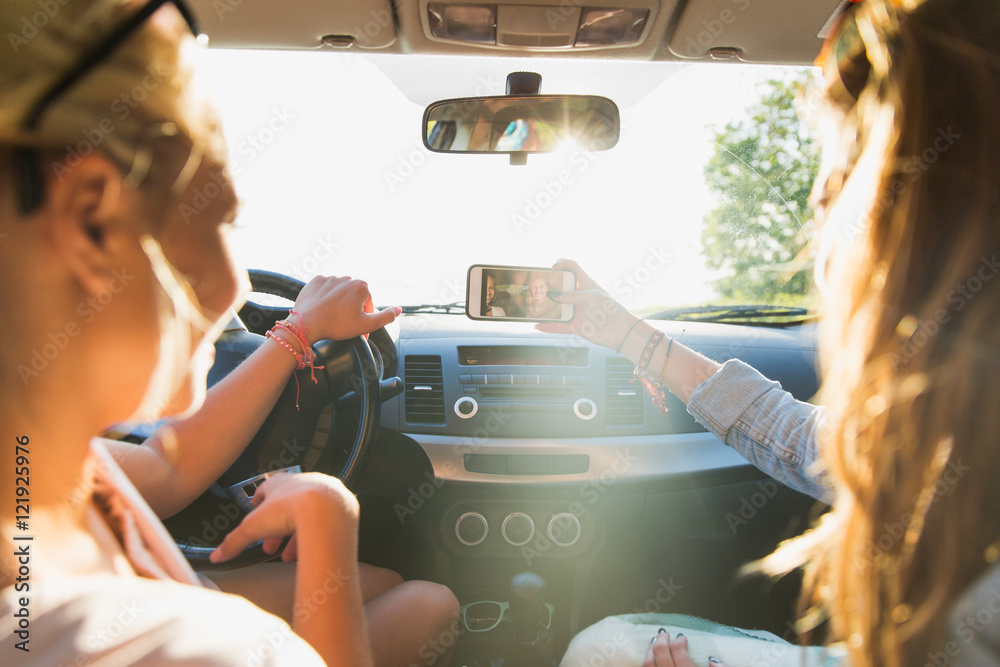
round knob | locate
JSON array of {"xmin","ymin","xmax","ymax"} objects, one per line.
[
  {"xmin": 573, "ymin": 397, "xmax": 597, "ymax": 421},
  {"xmin": 547, "ymin": 513, "xmax": 582, "ymax": 547},
  {"xmin": 454, "ymin": 396, "xmax": 478, "ymax": 419},
  {"xmin": 501, "ymin": 512, "xmax": 535, "ymax": 547},
  {"xmin": 455, "ymin": 512, "xmax": 488, "ymax": 546}
]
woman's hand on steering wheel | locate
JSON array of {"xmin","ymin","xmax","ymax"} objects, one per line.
[
  {"xmin": 209, "ymin": 471, "xmax": 359, "ymax": 565},
  {"xmin": 291, "ymin": 275, "xmax": 401, "ymax": 343}
]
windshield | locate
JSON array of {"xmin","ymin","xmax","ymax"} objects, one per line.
[{"xmin": 195, "ymin": 49, "xmax": 821, "ymax": 316}]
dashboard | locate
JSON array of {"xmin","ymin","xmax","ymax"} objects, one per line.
[
  {"xmin": 176, "ymin": 307, "xmax": 825, "ymax": 653},
  {"xmin": 381, "ymin": 315, "xmax": 819, "ymax": 484},
  {"xmin": 361, "ymin": 314, "xmax": 823, "ymax": 647}
]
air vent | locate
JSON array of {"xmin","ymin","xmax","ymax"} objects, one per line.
[
  {"xmin": 405, "ymin": 355, "xmax": 445, "ymax": 424},
  {"xmin": 605, "ymin": 358, "xmax": 644, "ymax": 427}
]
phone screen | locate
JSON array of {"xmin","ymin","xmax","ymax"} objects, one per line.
[{"xmin": 466, "ymin": 265, "xmax": 575, "ymax": 322}]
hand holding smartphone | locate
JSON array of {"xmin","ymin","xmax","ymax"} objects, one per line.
[{"xmin": 466, "ymin": 264, "xmax": 575, "ymax": 322}]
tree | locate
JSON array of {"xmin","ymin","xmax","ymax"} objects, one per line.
[{"xmin": 701, "ymin": 73, "xmax": 822, "ymax": 304}]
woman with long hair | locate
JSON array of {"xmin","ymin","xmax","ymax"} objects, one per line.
[
  {"xmin": 553, "ymin": 0, "xmax": 1000, "ymax": 664},
  {"xmin": 0, "ymin": 1, "xmax": 378, "ymax": 663}
]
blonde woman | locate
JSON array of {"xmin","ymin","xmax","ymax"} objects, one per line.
[
  {"xmin": 550, "ymin": 0, "xmax": 1000, "ymax": 665},
  {"xmin": 0, "ymin": 0, "xmax": 377, "ymax": 663},
  {"xmin": 525, "ymin": 272, "xmax": 561, "ymax": 320}
]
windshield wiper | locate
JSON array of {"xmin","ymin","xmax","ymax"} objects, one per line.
[
  {"xmin": 646, "ymin": 304, "xmax": 815, "ymax": 325},
  {"xmin": 398, "ymin": 302, "xmax": 466, "ymax": 315}
]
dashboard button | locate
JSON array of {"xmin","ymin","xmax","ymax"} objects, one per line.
[
  {"xmin": 507, "ymin": 455, "xmax": 547, "ymax": 474},
  {"xmin": 502, "ymin": 513, "xmax": 535, "ymax": 546},
  {"xmin": 454, "ymin": 396, "xmax": 479, "ymax": 418},
  {"xmin": 546, "ymin": 455, "xmax": 590, "ymax": 474},
  {"xmin": 464, "ymin": 454, "xmax": 507, "ymax": 474},
  {"xmin": 456, "ymin": 512, "xmax": 488, "ymax": 546},
  {"xmin": 459, "ymin": 374, "xmax": 472, "ymax": 383},
  {"xmin": 548, "ymin": 513, "xmax": 582, "ymax": 547},
  {"xmin": 573, "ymin": 398, "xmax": 597, "ymax": 420}
]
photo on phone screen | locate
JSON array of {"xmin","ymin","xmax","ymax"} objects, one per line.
[{"xmin": 466, "ymin": 265, "xmax": 576, "ymax": 322}]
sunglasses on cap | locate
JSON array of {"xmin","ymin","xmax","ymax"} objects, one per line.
[{"xmin": 15, "ymin": 0, "xmax": 203, "ymax": 215}]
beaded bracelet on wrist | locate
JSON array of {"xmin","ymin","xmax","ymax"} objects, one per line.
[
  {"xmin": 632, "ymin": 329, "xmax": 685, "ymax": 414},
  {"xmin": 266, "ymin": 310, "xmax": 325, "ymax": 410},
  {"xmin": 633, "ymin": 330, "xmax": 669, "ymax": 414}
]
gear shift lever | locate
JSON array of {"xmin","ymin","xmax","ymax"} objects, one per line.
[{"xmin": 508, "ymin": 572, "xmax": 547, "ymax": 643}]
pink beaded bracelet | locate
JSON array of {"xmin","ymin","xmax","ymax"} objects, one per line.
[{"xmin": 266, "ymin": 310, "xmax": 324, "ymax": 409}]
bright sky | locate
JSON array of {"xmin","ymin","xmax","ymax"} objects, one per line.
[{"xmin": 193, "ymin": 47, "xmax": 814, "ymax": 312}]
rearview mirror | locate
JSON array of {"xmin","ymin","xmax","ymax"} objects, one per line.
[{"xmin": 422, "ymin": 95, "xmax": 620, "ymax": 156}]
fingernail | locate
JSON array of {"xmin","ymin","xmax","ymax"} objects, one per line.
[
  {"xmin": 650, "ymin": 637, "xmax": 656, "ymax": 646},
  {"xmin": 394, "ymin": 306, "xmax": 403, "ymax": 316},
  {"xmin": 709, "ymin": 658, "xmax": 722, "ymax": 664},
  {"xmin": 547, "ymin": 290, "xmax": 562, "ymax": 299},
  {"xmin": 658, "ymin": 627, "xmax": 667, "ymax": 634},
  {"xmin": 676, "ymin": 633, "xmax": 684, "ymax": 638},
  {"xmin": 209, "ymin": 549, "xmax": 221, "ymax": 563}
]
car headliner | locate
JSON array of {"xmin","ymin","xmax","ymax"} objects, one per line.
[{"xmin": 189, "ymin": 0, "xmax": 848, "ymax": 66}]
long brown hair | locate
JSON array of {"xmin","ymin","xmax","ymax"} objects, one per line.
[{"xmin": 757, "ymin": 1, "xmax": 1000, "ymax": 665}]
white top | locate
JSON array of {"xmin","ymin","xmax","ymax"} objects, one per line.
[{"xmin": 0, "ymin": 440, "xmax": 323, "ymax": 665}]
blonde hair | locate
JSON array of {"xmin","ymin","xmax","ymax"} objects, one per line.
[
  {"xmin": 756, "ymin": 1, "xmax": 1000, "ymax": 664},
  {"xmin": 0, "ymin": 0, "xmax": 232, "ymax": 422}
]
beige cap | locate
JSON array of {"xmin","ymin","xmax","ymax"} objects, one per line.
[{"xmin": 0, "ymin": 0, "xmax": 225, "ymax": 178}]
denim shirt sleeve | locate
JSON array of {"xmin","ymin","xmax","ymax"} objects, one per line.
[
  {"xmin": 687, "ymin": 359, "xmax": 832, "ymax": 502},
  {"xmin": 945, "ymin": 562, "xmax": 1000, "ymax": 665}
]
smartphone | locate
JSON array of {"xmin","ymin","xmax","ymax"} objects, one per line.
[{"xmin": 466, "ymin": 264, "xmax": 576, "ymax": 322}]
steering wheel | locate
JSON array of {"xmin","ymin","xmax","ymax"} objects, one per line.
[{"xmin": 164, "ymin": 269, "xmax": 391, "ymax": 569}]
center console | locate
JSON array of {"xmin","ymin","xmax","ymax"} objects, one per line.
[{"xmin": 397, "ymin": 335, "xmax": 703, "ymax": 441}]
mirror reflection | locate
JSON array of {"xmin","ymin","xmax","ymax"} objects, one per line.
[{"xmin": 424, "ymin": 95, "xmax": 620, "ymax": 153}]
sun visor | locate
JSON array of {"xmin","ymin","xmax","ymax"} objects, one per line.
[
  {"xmin": 667, "ymin": 0, "xmax": 845, "ymax": 64},
  {"xmin": 189, "ymin": 0, "xmax": 397, "ymax": 49}
]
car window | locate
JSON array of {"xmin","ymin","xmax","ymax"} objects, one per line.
[{"xmin": 194, "ymin": 49, "xmax": 821, "ymax": 316}]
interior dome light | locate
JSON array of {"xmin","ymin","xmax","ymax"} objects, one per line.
[
  {"xmin": 575, "ymin": 7, "xmax": 649, "ymax": 46},
  {"xmin": 428, "ymin": 3, "xmax": 497, "ymax": 44}
]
